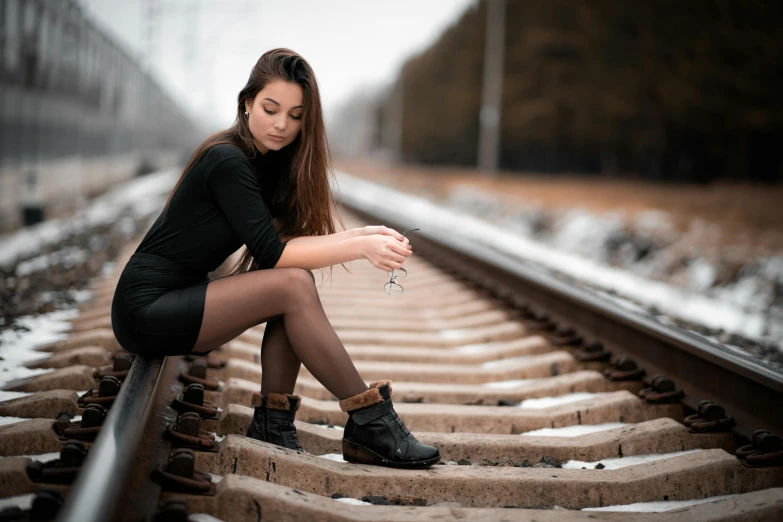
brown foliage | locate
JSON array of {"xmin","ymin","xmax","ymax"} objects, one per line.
[{"xmin": 392, "ymin": 0, "xmax": 783, "ymax": 182}]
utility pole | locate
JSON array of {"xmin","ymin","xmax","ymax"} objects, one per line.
[
  {"xmin": 142, "ymin": 0, "xmax": 161, "ymax": 75},
  {"xmin": 477, "ymin": 0, "xmax": 506, "ymax": 174},
  {"xmin": 141, "ymin": 0, "xmax": 160, "ymax": 152},
  {"xmin": 382, "ymin": 79, "xmax": 404, "ymax": 162}
]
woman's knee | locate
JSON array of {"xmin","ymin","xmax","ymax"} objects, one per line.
[{"xmin": 279, "ymin": 268, "xmax": 317, "ymax": 293}]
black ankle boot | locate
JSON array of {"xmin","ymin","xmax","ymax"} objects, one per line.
[
  {"xmin": 339, "ymin": 380, "xmax": 440, "ymax": 468},
  {"xmin": 245, "ymin": 392, "xmax": 305, "ymax": 453}
]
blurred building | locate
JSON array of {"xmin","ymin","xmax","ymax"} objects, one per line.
[{"xmin": 0, "ymin": 0, "xmax": 201, "ymax": 232}]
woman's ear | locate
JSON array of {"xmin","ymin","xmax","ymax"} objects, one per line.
[{"xmin": 245, "ymin": 99, "xmax": 252, "ymax": 114}]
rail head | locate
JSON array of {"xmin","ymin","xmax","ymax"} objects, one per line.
[{"xmin": 57, "ymin": 355, "xmax": 178, "ymax": 522}]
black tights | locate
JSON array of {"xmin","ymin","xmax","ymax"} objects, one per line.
[{"xmin": 192, "ymin": 267, "xmax": 368, "ymax": 400}]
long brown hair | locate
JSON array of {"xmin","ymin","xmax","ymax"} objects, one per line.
[{"xmin": 162, "ymin": 48, "xmax": 346, "ymax": 281}]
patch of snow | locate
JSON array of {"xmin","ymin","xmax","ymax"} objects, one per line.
[
  {"xmin": 69, "ymin": 289, "xmax": 93, "ymax": 304},
  {"xmin": 207, "ymin": 473, "xmax": 223, "ymax": 483},
  {"xmin": 0, "ymin": 168, "xmax": 177, "ymax": 268},
  {"xmin": 190, "ymin": 514, "xmax": 226, "ymax": 522},
  {"xmin": 454, "ymin": 343, "xmax": 495, "ymax": 354},
  {"xmin": 0, "ymin": 309, "xmax": 77, "ymax": 388},
  {"xmin": 209, "ymin": 432, "xmax": 226, "ymax": 443},
  {"xmin": 551, "ymin": 209, "xmax": 626, "ymax": 262},
  {"xmin": 0, "ymin": 493, "xmax": 35, "ymax": 511},
  {"xmin": 319, "ymin": 453, "xmax": 347, "ymax": 463},
  {"xmin": 333, "ymin": 497, "xmax": 372, "ymax": 506},
  {"xmin": 100, "ymin": 261, "xmax": 116, "ymax": 278},
  {"xmin": 518, "ymin": 393, "xmax": 600, "ymax": 409},
  {"xmin": 313, "ymin": 424, "xmax": 344, "ymax": 431},
  {"xmin": 563, "ymin": 449, "xmax": 703, "ymax": 469},
  {"xmin": 15, "ymin": 452, "xmax": 62, "ymax": 463},
  {"xmin": 481, "ymin": 356, "xmax": 532, "ymax": 369},
  {"xmin": 521, "ymin": 423, "xmax": 627, "ymax": 437},
  {"xmin": 583, "ymin": 494, "xmax": 735, "ymax": 512},
  {"xmin": 687, "ymin": 259, "xmax": 717, "ymax": 292},
  {"xmin": 0, "ymin": 416, "xmax": 28, "ymax": 427},
  {"xmin": 634, "ymin": 210, "xmax": 677, "ymax": 239},
  {"xmin": 0, "ymin": 391, "xmax": 30, "ymax": 402},
  {"xmin": 482, "ymin": 379, "xmax": 538, "ymax": 389},
  {"xmin": 438, "ymin": 329, "xmax": 469, "ymax": 340},
  {"xmin": 15, "ymin": 247, "xmax": 89, "ymax": 277}
]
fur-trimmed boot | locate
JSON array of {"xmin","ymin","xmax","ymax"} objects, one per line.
[
  {"xmin": 245, "ymin": 391, "xmax": 305, "ymax": 453},
  {"xmin": 339, "ymin": 380, "xmax": 440, "ymax": 468}
]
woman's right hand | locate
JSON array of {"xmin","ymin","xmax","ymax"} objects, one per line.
[{"xmin": 360, "ymin": 234, "xmax": 413, "ymax": 272}]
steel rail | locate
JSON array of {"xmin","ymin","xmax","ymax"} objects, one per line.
[
  {"xmin": 57, "ymin": 354, "xmax": 181, "ymax": 522},
  {"xmin": 342, "ymin": 196, "xmax": 783, "ymax": 437}
]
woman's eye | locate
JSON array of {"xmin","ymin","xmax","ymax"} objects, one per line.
[{"xmin": 265, "ymin": 108, "xmax": 301, "ymax": 121}]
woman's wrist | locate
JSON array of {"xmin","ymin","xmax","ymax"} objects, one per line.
[{"xmin": 349, "ymin": 236, "xmax": 367, "ymax": 260}]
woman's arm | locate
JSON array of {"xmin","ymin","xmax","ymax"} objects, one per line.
[
  {"xmin": 274, "ymin": 231, "xmax": 412, "ymax": 272},
  {"xmin": 274, "ymin": 237, "xmax": 365, "ymax": 270},
  {"xmin": 286, "ymin": 226, "xmax": 408, "ymax": 246},
  {"xmin": 286, "ymin": 228, "xmax": 362, "ymax": 245}
]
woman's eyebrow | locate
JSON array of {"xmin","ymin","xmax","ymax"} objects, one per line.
[{"xmin": 263, "ymin": 97, "xmax": 304, "ymax": 110}]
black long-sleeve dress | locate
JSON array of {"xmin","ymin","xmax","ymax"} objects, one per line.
[{"xmin": 111, "ymin": 143, "xmax": 289, "ymax": 355}]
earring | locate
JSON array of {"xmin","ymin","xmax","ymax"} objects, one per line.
[{"xmin": 244, "ymin": 110, "xmax": 248, "ymax": 117}]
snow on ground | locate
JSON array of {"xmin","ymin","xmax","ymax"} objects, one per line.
[
  {"xmin": 0, "ymin": 452, "xmax": 63, "ymax": 463},
  {"xmin": 454, "ymin": 342, "xmax": 500, "ymax": 354},
  {"xmin": 335, "ymin": 172, "xmax": 783, "ymax": 358},
  {"xmin": 0, "ymin": 309, "xmax": 78, "ymax": 388},
  {"xmin": 521, "ymin": 423, "xmax": 627, "ymax": 437},
  {"xmin": 319, "ymin": 453, "xmax": 348, "ymax": 463},
  {"xmin": 333, "ymin": 497, "xmax": 372, "ymax": 506},
  {"xmin": 0, "ymin": 493, "xmax": 35, "ymax": 512},
  {"xmin": 583, "ymin": 494, "xmax": 736, "ymax": 513},
  {"xmin": 517, "ymin": 392, "xmax": 600, "ymax": 409},
  {"xmin": 0, "ymin": 391, "xmax": 29, "ymax": 402},
  {"xmin": 190, "ymin": 515, "xmax": 226, "ymax": 522},
  {"xmin": 0, "ymin": 416, "xmax": 27, "ymax": 427},
  {"xmin": 0, "ymin": 168, "xmax": 178, "ymax": 269},
  {"xmin": 562, "ymin": 449, "xmax": 703, "ymax": 469}
]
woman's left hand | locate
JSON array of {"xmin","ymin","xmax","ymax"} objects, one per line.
[{"xmin": 360, "ymin": 225, "xmax": 409, "ymax": 245}]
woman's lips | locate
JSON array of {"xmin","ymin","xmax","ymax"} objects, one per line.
[{"xmin": 269, "ymin": 135, "xmax": 285, "ymax": 141}]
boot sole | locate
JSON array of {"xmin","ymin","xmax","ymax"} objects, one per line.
[{"xmin": 342, "ymin": 439, "xmax": 441, "ymax": 469}]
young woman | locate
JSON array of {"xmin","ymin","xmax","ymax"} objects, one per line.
[{"xmin": 111, "ymin": 48, "xmax": 440, "ymax": 468}]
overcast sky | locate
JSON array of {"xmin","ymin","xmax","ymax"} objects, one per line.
[{"xmin": 78, "ymin": 0, "xmax": 476, "ymax": 131}]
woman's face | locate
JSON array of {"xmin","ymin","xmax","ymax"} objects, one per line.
[{"xmin": 245, "ymin": 80, "xmax": 304, "ymax": 154}]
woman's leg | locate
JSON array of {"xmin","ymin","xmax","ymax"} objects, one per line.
[
  {"xmin": 191, "ymin": 267, "xmax": 367, "ymax": 400},
  {"xmin": 259, "ymin": 317, "xmax": 301, "ymax": 395}
]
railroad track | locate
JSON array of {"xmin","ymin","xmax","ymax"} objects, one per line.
[{"xmin": 1, "ymin": 204, "xmax": 782, "ymax": 521}]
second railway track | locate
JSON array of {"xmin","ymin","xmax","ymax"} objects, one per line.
[{"xmin": 0, "ymin": 204, "xmax": 782, "ymax": 521}]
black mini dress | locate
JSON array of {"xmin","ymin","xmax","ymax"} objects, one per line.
[{"xmin": 111, "ymin": 143, "xmax": 289, "ymax": 356}]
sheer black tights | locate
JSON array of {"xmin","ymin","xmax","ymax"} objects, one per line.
[{"xmin": 192, "ymin": 267, "xmax": 368, "ymax": 400}]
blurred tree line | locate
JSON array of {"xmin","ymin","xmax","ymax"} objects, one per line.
[{"xmin": 383, "ymin": 0, "xmax": 782, "ymax": 182}]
